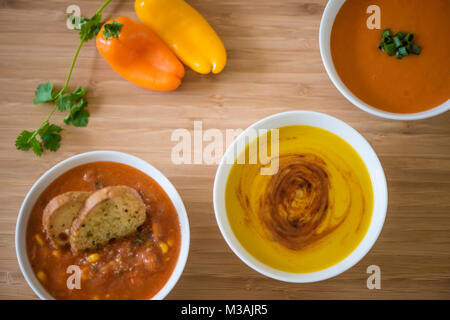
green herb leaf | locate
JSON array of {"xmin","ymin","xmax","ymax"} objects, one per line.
[
  {"xmin": 30, "ymin": 137, "xmax": 43, "ymax": 157},
  {"xmin": 68, "ymin": 14, "xmax": 77, "ymax": 28},
  {"xmin": 72, "ymin": 109, "xmax": 90, "ymax": 127},
  {"xmin": 103, "ymin": 21, "xmax": 123, "ymax": 40},
  {"xmin": 15, "ymin": 130, "xmax": 35, "ymax": 151},
  {"xmin": 39, "ymin": 124, "xmax": 62, "ymax": 152},
  {"xmin": 64, "ymin": 98, "xmax": 89, "ymax": 127},
  {"xmin": 79, "ymin": 13, "xmax": 102, "ymax": 41},
  {"xmin": 55, "ymin": 86, "xmax": 87, "ymax": 112},
  {"xmin": 71, "ymin": 86, "xmax": 87, "ymax": 101},
  {"xmin": 56, "ymin": 93, "xmax": 72, "ymax": 112},
  {"xmin": 70, "ymin": 15, "xmax": 88, "ymax": 30},
  {"xmin": 33, "ymin": 82, "xmax": 55, "ymax": 104},
  {"xmin": 17, "ymin": 0, "xmax": 113, "ymax": 157},
  {"xmin": 17, "ymin": 129, "xmax": 43, "ymax": 156}
]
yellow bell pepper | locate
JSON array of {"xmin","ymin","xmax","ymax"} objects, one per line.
[{"xmin": 135, "ymin": 0, "xmax": 227, "ymax": 74}]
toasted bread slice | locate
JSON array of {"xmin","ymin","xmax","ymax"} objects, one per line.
[
  {"xmin": 70, "ymin": 185, "xmax": 146, "ymax": 252},
  {"xmin": 42, "ymin": 191, "xmax": 92, "ymax": 248}
]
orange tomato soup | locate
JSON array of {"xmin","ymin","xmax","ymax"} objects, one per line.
[
  {"xmin": 331, "ymin": 0, "xmax": 450, "ymax": 113},
  {"xmin": 26, "ymin": 162, "xmax": 181, "ymax": 300}
]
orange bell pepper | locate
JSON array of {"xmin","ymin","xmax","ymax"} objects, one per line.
[{"xmin": 96, "ymin": 17, "xmax": 184, "ymax": 91}]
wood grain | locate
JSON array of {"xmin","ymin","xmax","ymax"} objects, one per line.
[{"xmin": 0, "ymin": 0, "xmax": 449, "ymax": 299}]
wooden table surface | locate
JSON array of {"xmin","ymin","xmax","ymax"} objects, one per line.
[{"xmin": 0, "ymin": 0, "xmax": 449, "ymax": 300}]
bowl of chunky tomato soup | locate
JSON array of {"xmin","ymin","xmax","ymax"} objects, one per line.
[
  {"xmin": 16, "ymin": 151, "xmax": 190, "ymax": 300},
  {"xmin": 320, "ymin": 0, "xmax": 449, "ymax": 120}
]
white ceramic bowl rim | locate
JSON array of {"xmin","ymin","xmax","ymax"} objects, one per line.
[
  {"xmin": 319, "ymin": 0, "xmax": 449, "ymax": 120},
  {"xmin": 213, "ymin": 110, "xmax": 388, "ymax": 283},
  {"xmin": 15, "ymin": 150, "xmax": 190, "ymax": 300}
]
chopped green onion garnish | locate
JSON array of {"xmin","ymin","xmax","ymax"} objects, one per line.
[
  {"xmin": 382, "ymin": 29, "xmax": 392, "ymax": 40},
  {"xmin": 378, "ymin": 29, "xmax": 420, "ymax": 59},
  {"xmin": 384, "ymin": 42, "xmax": 396, "ymax": 56},
  {"xmin": 393, "ymin": 36, "xmax": 402, "ymax": 48},
  {"xmin": 404, "ymin": 33, "xmax": 414, "ymax": 42},
  {"xmin": 395, "ymin": 32, "xmax": 404, "ymax": 40},
  {"xmin": 398, "ymin": 46, "xmax": 409, "ymax": 56},
  {"xmin": 411, "ymin": 44, "xmax": 421, "ymax": 55}
]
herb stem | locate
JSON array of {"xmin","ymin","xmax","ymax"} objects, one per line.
[
  {"xmin": 62, "ymin": 39, "xmax": 85, "ymax": 94},
  {"xmin": 60, "ymin": 0, "xmax": 112, "ymax": 94},
  {"xmin": 21, "ymin": 0, "xmax": 113, "ymax": 150},
  {"xmin": 27, "ymin": 39, "xmax": 84, "ymax": 144},
  {"xmin": 96, "ymin": 0, "xmax": 113, "ymax": 16}
]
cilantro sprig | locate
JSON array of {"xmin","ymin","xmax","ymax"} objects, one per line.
[
  {"xmin": 102, "ymin": 21, "xmax": 123, "ymax": 40},
  {"xmin": 16, "ymin": 0, "xmax": 112, "ymax": 156}
]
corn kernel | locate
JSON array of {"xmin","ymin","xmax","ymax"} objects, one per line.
[
  {"xmin": 159, "ymin": 241, "xmax": 169, "ymax": 254},
  {"xmin": 52, "ymin": 250, "xmax": 61, "ymax": 258},
  {"xmin": 167, "ymin": 239, "xmax": 174, "ymax": 247},
  {"xmin": 87, "ymin": 253, "xmax": 100, "ymax": 263},
  {"xmin": 37, "ymin": 271, "xmax": 46, "ymax": 282},
  {"xmin": 35, "ymin": 234, "xmax": 44, "ymax": 246}
]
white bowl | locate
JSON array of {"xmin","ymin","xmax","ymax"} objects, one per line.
[
  {"xmin": 319, "ymin": 0, "xmax": 449, "ymax": 120},
  {"xmin": 15, "ymin": 151, "xmax": 190, "ymax": 300},
  {"xmin": 213, "ymin": 111, "xmax": 388, "ymax": 282}
]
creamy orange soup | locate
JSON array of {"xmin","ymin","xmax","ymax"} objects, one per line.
[
  {"xmin": 331, "ymin": 0, "xmax": 450, "ymax": 113},
  {"xmin": 225, "ymin": 126, "xmax": 373, "ymax": 273}
]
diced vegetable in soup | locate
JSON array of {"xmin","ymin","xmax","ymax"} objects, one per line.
[{"xmin": 26, "ymin": 162, "xmax": 181, "ymax": 300}]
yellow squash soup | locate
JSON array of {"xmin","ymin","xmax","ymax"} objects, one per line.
[
  {"xmin": 225, "ymin": 125, "xmax": 373, "ymax": 273},
  {"xmin": 331, "ymin": 0, "xmax": 450, "ymax": 113}
]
